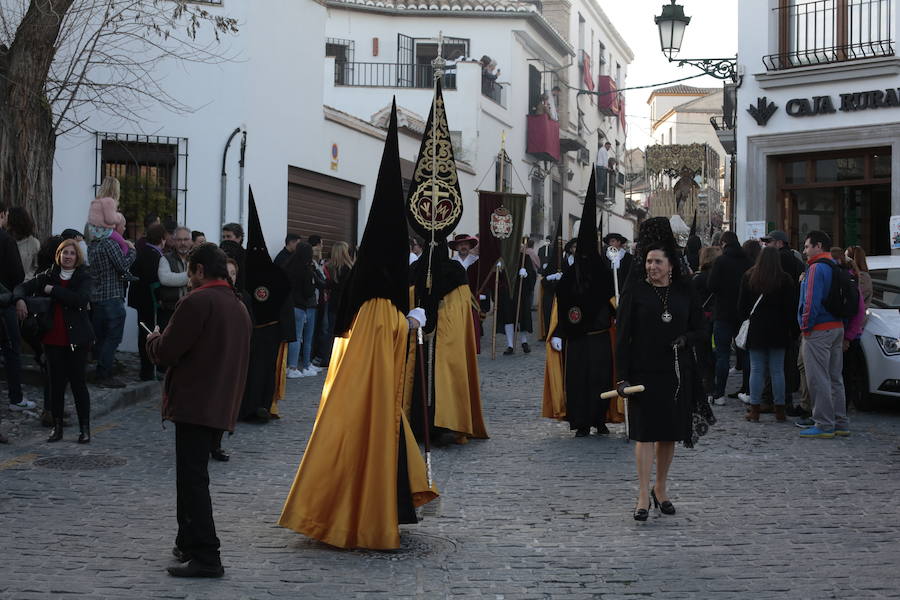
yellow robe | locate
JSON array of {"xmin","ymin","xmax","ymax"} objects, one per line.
[
  {"xmin": 403, "ymin": 285, "xmax": 488, "ymax": 440},
  {"xmin": 541, "ymin": 297, "xmax": 566, "ymax": 419},
  {"xmin": 278, "ymin": 298, "xmax": 438, "ymax": 550}
]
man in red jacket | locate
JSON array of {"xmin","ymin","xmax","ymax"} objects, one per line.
[{"xmin": 147, "ymin": 243, "xmax": 251, "ymax": 578}]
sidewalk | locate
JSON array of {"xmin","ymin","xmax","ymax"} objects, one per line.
[{"xmin": 0, "ymin": 351, "xmax": 159, "ymax": 444}]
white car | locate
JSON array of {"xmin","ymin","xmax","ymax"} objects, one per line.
[{"xmin": 858, "ymin": 255, "xmax": 900, "ymax": 409}]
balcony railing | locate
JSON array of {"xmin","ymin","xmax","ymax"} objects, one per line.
[
  {"xmin": 481, "ymin": 74, "xmax": 504, "ymax": 104},
  {"xmin": 764, "ymin": 0, "xmax": 894, "ymax": 70},
  {"xmin": 334, "ymin": 61, "xmax": 457, "ymax": 89}
]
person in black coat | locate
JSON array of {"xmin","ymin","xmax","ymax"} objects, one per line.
[
  {"xmin": 14, "ymin": 239, "xmax": 95, "ymax": 443},
  {"xmin": 706, "ymin": 231, "xmax": 753, "ymax": 404},
  {"xmin": 737, "ymin": 247, "xmax": 799, "ymax": 422},
  {"xmin": 616, "ymin": 241, "xmax": 708, "ymax": 521},
  {"xmin": 128, "ymin": 223, "xmax": 167, "ymax": 380},
  {"xmin": 0, "ymin": 209, "xmax": 28, "ymax": 412}
]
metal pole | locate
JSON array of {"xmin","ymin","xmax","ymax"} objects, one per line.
[
  {"xmin": 220, "ymin": 127, "xmax": 241, "ymax": 233},
  {"xmin": 238, "ymin": 130, "xmax": 247, "ymax": 231},
  {"xmin": 491, "ymin": 261, "xmax": 501, "ymax": 360}
]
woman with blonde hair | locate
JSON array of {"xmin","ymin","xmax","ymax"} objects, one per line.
[
  {"xmin": 319, "ymin": 241, "xmax": 355, "ymax": 365},
  {"xmin": 14, "ymin": 239, "xmax": 95, "ymax": 442}
]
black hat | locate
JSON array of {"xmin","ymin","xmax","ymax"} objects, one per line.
[
  {"xmin": 448, "ymin": 233, "xmax": 478, "ymax": 250},
  {"xmin": 564, "ymin": 238, "xmax": 577, "ymax": 253},
  {"xmin": 243, "ymin": 187, "xmax": 291, "ymax": 325},
  {"xmin": 575, "ymin": 169, "xmax": 599, "ymax": 265},
  {"xmin": 60, "ymin": 228, "xmax": 82, "ymax": 240},
  {"xmin": 602, "ymin": 233, "xmax": 628, "ymax": 245},
  {"xmin": 334, "ymin": 99, "xmax": 409, "ymax": 337}
]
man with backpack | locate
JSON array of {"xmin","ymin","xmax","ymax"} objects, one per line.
[{"xmin": 797, "ymin": 230, "xmax": 856, "ymax": 439}]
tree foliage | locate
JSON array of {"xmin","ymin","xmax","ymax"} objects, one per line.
[{"xmin": 0, "ymin": 0, "xmax": 238, "ymax": 237}]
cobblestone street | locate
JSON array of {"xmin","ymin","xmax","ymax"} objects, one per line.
[{"xmin": 2, "ymin": 342, "xmax": 900, "ymax": 599}]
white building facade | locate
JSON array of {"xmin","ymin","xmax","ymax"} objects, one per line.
[{"xmin": 736, "ymin": 0, "xmax": 900, "ymax": 255}]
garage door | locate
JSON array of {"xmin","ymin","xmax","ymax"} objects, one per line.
[{"xmin": 287, "ymin": 166, "xmax": 361, "ymax": 253}]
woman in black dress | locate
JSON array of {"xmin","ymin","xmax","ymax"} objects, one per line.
[{"xmin": 616, "ymin": 242, "xmax": 706, "ymax": 521}]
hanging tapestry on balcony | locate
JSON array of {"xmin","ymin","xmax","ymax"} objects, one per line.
[{"xmin": 406, "ymin": 79, "xmax": 463, "ymax": 242}]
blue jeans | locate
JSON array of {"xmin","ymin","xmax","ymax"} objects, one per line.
[
  {"xmin": 749, "ymin": 347, "xmax": 787, "ymax": 406},
  {"xmin": 713, "ymin": 320, "xmax": 736, "ymax": 398},
  {"xmin": 287, "ymin": 307, "xmax": 317, "ymax": 370},
  {"xmin": 1, "ymin": 305, "xmax": 23, "ymax": 403},
  {"xmin": 91, "ymin": 298, "xmax": 126, "ymax": 378}
]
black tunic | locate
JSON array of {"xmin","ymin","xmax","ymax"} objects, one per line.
[{"xmin": 615, "ymin": 278, "xmax": 705, "ymax": 442}]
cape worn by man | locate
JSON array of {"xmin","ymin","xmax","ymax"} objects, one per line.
[
  {"xmin": 545, "ymin": 172, "xmax": 618, "ymax": 436},
  {"xmin": 407, "ymin": 247, "xmax": 488, "ymax": 446},
  {"xmin": 236, "ymin": 191, "xmax": 293, "ymax": 423},
  {"xmin": 279, "ymin": 101, "xmax": 437, "ymax": 550}
]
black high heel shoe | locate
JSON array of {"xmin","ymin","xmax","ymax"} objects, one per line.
[
  {"xmin": 633, "ymin": 498, "xmax": 651, "ymax": 521},
  {"xmin": 47, "ymin": 418, "xmax": 63, "ymax": 443},
  {"xmin": 651, "ymin": 488, "xmax": 676, "ymax": 515}
]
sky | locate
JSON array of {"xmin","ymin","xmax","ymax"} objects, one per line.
[{"xmin": 598, "ymin": 0, "xmax": 738, "ymax": 150}]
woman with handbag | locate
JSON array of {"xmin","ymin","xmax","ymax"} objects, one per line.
[
  {"xmin": 616, "ymin": 239, "xmax": 709, "ymax": 521},
  {"xmin": 14, "ymin": 239, "xmax": 95, "ymax": 442},
  {"xmin": 736, "ymin": 247, "xmax": 799, "ymax": 423}
]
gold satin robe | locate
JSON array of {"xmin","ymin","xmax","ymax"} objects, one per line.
[
  {"xmin": 278, "ymin": 298, "xmax": 438, "ymax": 550},
  {"xmin": 403, "ymin": 285, "xmax": 488, "ymax": 440}
]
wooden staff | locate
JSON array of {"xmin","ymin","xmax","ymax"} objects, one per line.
[
  {"xmin": 513, "ymin": 237, "xmax": 529, "ymax": 348},
  {"xmin": 491, "ymin": 259, "xmax": 502, "ymax": 360},
  {"xmin": 416, "ymin": 326, "xmax": 433, "ymax": 487},
  {"xmin": 600, "ymin": 385, "xmax": 644, "ymax": 443}
]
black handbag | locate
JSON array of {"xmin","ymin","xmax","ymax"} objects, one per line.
[{"xmin": 20, "ymin": 296, "xmax": 53, "ymax": 343}]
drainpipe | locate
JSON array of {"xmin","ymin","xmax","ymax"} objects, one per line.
[
  {"xmin": 238, "ymin": 129, "xmax": 247, "ymax": 230},
  {"xmin": 221, "ymin": 126, "xmax": 242, "ymax": 233}
]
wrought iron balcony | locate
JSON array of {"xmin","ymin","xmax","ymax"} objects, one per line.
[
  {"xmin": 333, "ymin": 61, "xmax": 457, "ymax": 89},
  {"xmin": 526, "ymin": 113, "xmax": 560, "ymax": 163},
  {"xmin": 481, "ymin": 74, "xmax": 504, "ymax": 104},
  {"xmin": 763, "ymin": 0, "xmax": 894, "ymax": 70}
]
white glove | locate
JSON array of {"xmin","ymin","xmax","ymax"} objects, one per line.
[
  {"xmin": 518, "ymin": 268, "xmax": 528, "ymax": 278},
  {"xmin": 550, "ymin": 337, "xmax": 563, "ymax": 352},
  {"xmin": 496, "ymin": 260, "xmax": 503, "ymax": 269},
  {"xmin": 478, "ymin": 294, "xmax": 487, "ymax": 300},
  {"xmin": 545, "ymin": 272, "xmax": 562, "ymax": 281},
  {"xmin": 406, "ymin": 307, "xmax": 427, "ymax": 330}
]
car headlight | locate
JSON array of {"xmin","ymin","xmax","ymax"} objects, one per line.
[{"xmin": 875, "ymin": 335, "xmax": 900, "ymax": 356}]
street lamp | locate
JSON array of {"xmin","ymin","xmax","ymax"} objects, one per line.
[{"xmin": 655, "ymin": 1, "xmax": 738, "ymax": 82}]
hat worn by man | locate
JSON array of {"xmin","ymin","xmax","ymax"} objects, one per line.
[
  {"xmin": 449, "ymin": 233, "xmax": 478, "ymax": 250},
  {"xmin": 761, "ymin": 230, "xmax": 788, "ymax": 244},
  {"xmin": 602, "ymin": 233, "xmax": 628, "ymax": 245}
]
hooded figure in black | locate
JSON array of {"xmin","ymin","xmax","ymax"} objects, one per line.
[
  {"xmin": 278, "ymin": 100, "xmax": 437, "ymax": 550},
  {"xmin": 238, "ymin": 189, "xmax": 293, "ymax": 423},
  {"xmin": 539, "ymin": 214, "xmax": 564, "ymax": 339},
  {"xmin": 551, "ymin": 171, "xmax": 616, "ymax": 437}
]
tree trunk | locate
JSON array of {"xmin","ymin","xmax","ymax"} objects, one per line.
[{"xmin": 0, "ymin": 0, "xmax": 75, "ymax": 240}]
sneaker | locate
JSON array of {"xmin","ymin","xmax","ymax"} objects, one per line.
[
  {"xmin": 95, "ymin": 376, "xmax": 126, "ymax": 389},
  {"xmin": 785, "ymin": 405, "xmax": 810, "ymax": 418},
  {"xmin": 286, "ymin": 368, "xmax": 303, "ymax": 379},
  {"xmin": 712, "ymin": 396, "xmax": 726, "ymax": 406},
  {"xmin": 794, "ymin": 417, "xmax": 815, "ymax": 428},
  {"xmin": 738, "ymin": 393, "xmax": 751, "ymax": 404},
  {"xmin": 9, "ymin": 399, "xmax": 37, "ymax": 411},
  {"xmin": 307, "ymin": 365, "xmax": 323, "ymax": 374},
  {"xmin": 834, "ymin": 427, "xmax": 850, "ymax": 437},
  {"xmin": 799, "ymin": 425, "xmax": 835, "ymax": 438},
  {"xmin": 301, "ymin": 367, "xmax": 318, "ymax": 377}
]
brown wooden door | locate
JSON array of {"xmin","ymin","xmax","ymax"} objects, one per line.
[{"xmin": 287, "ymin": 166, "xmax": 360, "ymax": 254}]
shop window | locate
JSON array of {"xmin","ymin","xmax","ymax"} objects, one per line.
[
  {"xmin": 784, "ymin": 160, "xmax": 807, "ymax": 184},
  {"xmin": 815, "ymin": 157, "xmax": 865, "ymax": 182},
  {"xmin": 874, "ymin": 153, "xmax": 892, "ymax": 178},
  {"xmin": 96, "ymin": 133, "xmax": 188, "ymax": 239}
]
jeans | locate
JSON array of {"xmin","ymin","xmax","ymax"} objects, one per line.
[
  {"xmin": 712, "ymin": 320, "xmax": 736, "ymax": 398},
  {"xmin": 91, "ymin": 298, "xmax": 126, "ymax": 378},
  {"xmin": 175, "ymin": 422, "xmax": 221, "ymax": 567},
  {"xmin": 287, "ymin": 307, "xmax": 316, "ymax": 370},
  {"xmin": 749, "ymin": 347, "xmax": 786, "ymax": 406},
  {"xmin": 1, "ymin": 305, "xmax": 23, "ymax": 403}
]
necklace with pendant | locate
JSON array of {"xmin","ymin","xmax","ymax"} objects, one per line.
[{"xmin": 647, "ymin": 279, "xmax": 672, "ymax": 323}]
